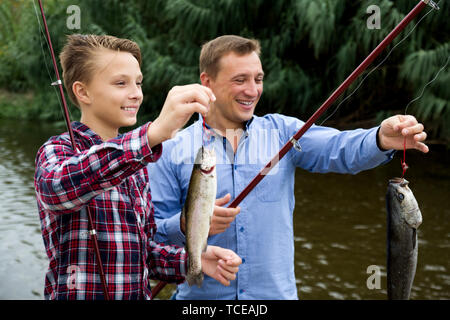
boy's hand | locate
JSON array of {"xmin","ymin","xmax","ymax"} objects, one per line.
[
  {"xmin": 201, "ymin": 245, "xmax": 242, "ymax": 286},
  {"xmin": 147, "ymin": 84, "xmax": 216, "ymax": 147}
]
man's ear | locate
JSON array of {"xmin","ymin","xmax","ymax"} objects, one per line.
[
  {"xmin": 200, "ymin": 72, "xmax": 212, "ymax": 88},
  {"xmin": 72, "ymin": 81, "xmax": 91, "ymax": 105}
]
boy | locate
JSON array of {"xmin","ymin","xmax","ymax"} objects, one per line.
[{"xmin": 34, "ymin": 34, "xmax": 241, "ymax": 300}]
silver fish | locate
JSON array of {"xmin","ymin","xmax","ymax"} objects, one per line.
[
  {"xmin": 183, "ymin": 146, "xmax": 217, "ymax": 287},
  {"xmin": 386, "ymin": 178, "xmax": 422, "ymax": 300}
]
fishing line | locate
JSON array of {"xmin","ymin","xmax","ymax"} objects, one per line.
[
  {"xmin": 32, "ymin": 0, "xmax": 75, "ymax": 125},
  {"xmin": 202, "ymin": 118, "xmax": 212, "ymax": 147},
  {"xmin": 404, "ymin": 55, "xmax": 449, "ymax": 115},
  {"xmin": 32, "ymin": 1, "xmax": 54, "ymax": 83},
  {"xmin": 400, "ymin": 53, "xmax": 449, "ymax": 178},
  {"xmin": 319, "ymin": 3, "xmax": 437, "ymax": 126}
]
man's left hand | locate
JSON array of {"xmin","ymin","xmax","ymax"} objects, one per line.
[{"xmin": 378, "ymin": 115, "xmax": 429, "ymax": 153}]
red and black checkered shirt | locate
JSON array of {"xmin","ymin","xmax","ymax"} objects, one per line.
[{"xmin": 34, "ymin": 121, "xmax": 187, "ymax": 300}]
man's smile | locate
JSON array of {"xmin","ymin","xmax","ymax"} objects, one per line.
[{"xmin": 235, "ymin": 99, "xmax": 256, "ymax": 109}]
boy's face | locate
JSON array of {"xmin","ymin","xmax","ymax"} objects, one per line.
[
  {"xmin": 204, "ymin": 51, "xmax": 264, "ymax": 129},
  {"xmin": 79, "ymin": 49, "xmax": 143, "ymax": 134}
]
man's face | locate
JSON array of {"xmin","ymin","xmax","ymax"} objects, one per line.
[{"xmin": 204, "ymin": 51, "xmax": 264, "ymax": 130}]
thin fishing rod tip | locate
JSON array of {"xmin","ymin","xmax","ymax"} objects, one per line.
[{"xmin": 424, "ymin": 0, "xmax": 440, "ymax": 10}]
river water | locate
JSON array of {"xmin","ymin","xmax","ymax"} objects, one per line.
[{"xmin": 0, "ymin": 118, "xmax": 448, "ymax": 300}]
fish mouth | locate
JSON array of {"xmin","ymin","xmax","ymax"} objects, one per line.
[
  {"xmin": 389, "ymin": 177, "xmax": 409, "ymax": 187},
  {"xmin": 200, "ymin": 166, "xmax": 215, "ymax": 175}
]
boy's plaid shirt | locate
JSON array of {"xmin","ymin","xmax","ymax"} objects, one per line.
[{"xmin": 34, "ymin": 122, "xmax": 187, "ymax": 300}]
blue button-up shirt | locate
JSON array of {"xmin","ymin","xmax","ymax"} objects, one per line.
[{"xmin": 147, "ymin": 113, "xmax": 394, "ymax": 299}]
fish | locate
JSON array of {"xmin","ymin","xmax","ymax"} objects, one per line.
[
  {"xmin": 386, "ymin": 177, "xmax": 422, "ymax": 300},
  {"xmin": 183, "ymin": 146, "xmax": 217, "ymax": 287}
]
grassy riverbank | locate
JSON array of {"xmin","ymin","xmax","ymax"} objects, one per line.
[
  {"xmin": 0, "ymin": 89, "xmax": 80, "ymax": 123},
  {"xmin": 0, "ymin": 90, "xmax": 35, "ymax": 119}
]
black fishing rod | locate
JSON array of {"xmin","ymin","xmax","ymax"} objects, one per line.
[{"xmin": 36, "ymin": 0, "xmax": 110, "ymax": 300}]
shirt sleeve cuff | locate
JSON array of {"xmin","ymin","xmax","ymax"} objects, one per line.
[
  {"xmin": 165, "ymin": 211, "xmax": 187, "ymax": 247},
  {"xmin": 371, "ymin": 126, "xmax": 396, "ymax": 163},
  {"xmin": 123, "ymin": 122, "xmax": 162, "ymax": 165}
]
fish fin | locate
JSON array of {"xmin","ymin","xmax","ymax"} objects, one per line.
[
  {"xmin": 412, "ymin": 228, "xmax": 417, "ymax": 249},
  {"xmin": 202, "ymin": 242, "xmax": 208, "ymax": 253},
  {"xmin": 186, "ymin": 273, "xmax": 204, "ymax": 288}
]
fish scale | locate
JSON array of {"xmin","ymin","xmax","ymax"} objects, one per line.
[
  {"xmin": 386, "ymin": 178, "xmax": 422, "ymax": 300},
  {"xmin": 184, "ymin": 146, "xmax": 217, "ymax": 287}
]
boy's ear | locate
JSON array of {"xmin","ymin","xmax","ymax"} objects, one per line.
[{"xmin": 72, "ymin": 81, "xmax": 91, "ymax": 105}]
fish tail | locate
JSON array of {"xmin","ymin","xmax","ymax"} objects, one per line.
[{"xmin": 186, "ymin": 272, "xmax": 204, "ymax": 288}]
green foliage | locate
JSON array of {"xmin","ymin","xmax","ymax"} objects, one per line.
[
  {"xmin": 0, "ymin": 0, "xmax": 449, "ymax": 142},
  {"xmin": 0, "ymin": 0, "xmax": 36, "ymax": 91}
]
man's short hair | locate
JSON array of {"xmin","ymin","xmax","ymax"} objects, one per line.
[{"xmin": 199, "ymin": 35, "xmax": 260, "ymax": 79}]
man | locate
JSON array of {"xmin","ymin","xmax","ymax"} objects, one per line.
[{"xmin": 147, "ymin": 35, "xmax": 428, "ymax": 299}]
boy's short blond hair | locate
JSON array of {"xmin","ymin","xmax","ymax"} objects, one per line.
[
  {"xmin": 199, "ymin": 35, "xmax": 260, "ymax": 79},
  {"xmin": 59, "ymin": 34, "xmax": 141, "ymax": 107}
]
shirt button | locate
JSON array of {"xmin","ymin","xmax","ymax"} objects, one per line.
[
  {"xmin": 239, "ymin": 227, "xmax": 244, "ymax": 232},
  {"xmin": 242, "ymin": 258, "xmax": 246, "ymax": 264},
  {"xmin": 239, "ymin": 289, "xmax": 245, "ymax": 294}
]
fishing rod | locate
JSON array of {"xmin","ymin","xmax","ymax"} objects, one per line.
[
  {"xmin": 151, "ymin": 0, "xmax": 439, "ymax": 299},
  {"xmin": 36, "ymin": 0, "xmax": 110, "ymax": 300},
  {"xmin": 227, "ymin": 0, "xmax": 440, "ymax": 209}
]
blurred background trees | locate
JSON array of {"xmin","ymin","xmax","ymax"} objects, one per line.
[{"xmin": 0, "ymin": 0, "xmax": 448, "ymax": 141}]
